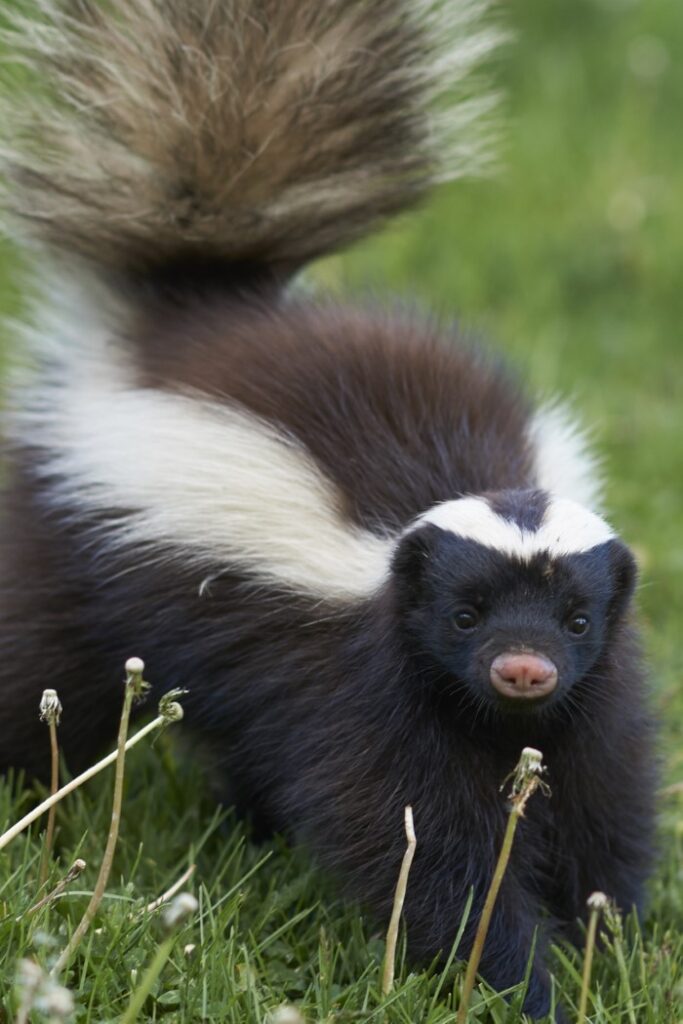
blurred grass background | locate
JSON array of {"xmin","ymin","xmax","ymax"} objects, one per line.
[{"xmin": 0, "ymin": 0, "xmax": 682, "ymax": 1020}]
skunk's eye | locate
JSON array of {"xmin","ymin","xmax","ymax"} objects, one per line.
[
  {"xmin": 567, "ymin": 614, "xmax": 590, "ymax": 636},
  {"xmin": 453, "ymin": 608, "xmax": 479, "ymax": 632}
]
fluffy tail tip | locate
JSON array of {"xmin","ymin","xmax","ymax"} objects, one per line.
[{"xmin": 0, "ymin": 0, "xmax": 506, "ymax": 278}]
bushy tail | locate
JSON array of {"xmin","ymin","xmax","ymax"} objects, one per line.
[{"xmin": 0, "ymin": 0, "xmax": 503, "ymax": 279}]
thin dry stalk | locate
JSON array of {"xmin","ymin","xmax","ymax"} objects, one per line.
[
  {"xmin": 143, "ymin": 863, "xmax": 197, "ymax": 915},
  {"xmin": 38, "ymin": 689, "xmax": 63, "ymax": 888},
  {"xmin": 26, "ymin": 859, "xmax": 86, "ymax": 917},
  {"xmin": 577, "ymin": 892, "xmax": 608, "ymax": 1024},
  {"xmin": 0, "ymin": 689, "xmax": 185, "ymax": 854},
  {"xmin": 50, "ymin": 658, "xmax": 149, "ymax": 976},
  {"xmin": 456, "ymin": 747, "xmax": 548, "ymax": 1024},
  {"xmin": 381, "ymin": 805, "xmax": 417, "ymax": 996}
]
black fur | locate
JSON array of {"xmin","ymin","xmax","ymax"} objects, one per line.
[{"xmin": 488, "ymin": 487, "xmax": 549, "ymax": 530}]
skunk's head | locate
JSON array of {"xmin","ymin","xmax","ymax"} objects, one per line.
[{"xmin": 392, "ymin": 489, "xmax": 637, "ymax": 715}]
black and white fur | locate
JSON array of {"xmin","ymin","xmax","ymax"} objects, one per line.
[{"xmin": 0, "ymin": 1, "xmax": 656, "ymax": 1018}]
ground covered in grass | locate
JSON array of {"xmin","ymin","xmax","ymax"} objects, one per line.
[{"xmin": 1, "ymin": 0, "xmax": 682, "ymax": 1020}]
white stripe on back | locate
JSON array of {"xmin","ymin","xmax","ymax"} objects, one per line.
[{"xmin": 9, "ymin": 277, "xmax": 615, "ymax": 600}]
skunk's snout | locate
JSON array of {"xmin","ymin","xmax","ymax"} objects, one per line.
[{"xmin": 490, "ymin": 651, "xmax": 558, "ymax": 700}]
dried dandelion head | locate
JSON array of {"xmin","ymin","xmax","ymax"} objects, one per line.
[
  {"xmin": 124, "ymin": 657, "xmax": 151, "ymax": 701},
  {"xmin": 587, "ymin": 891, "xmax": 609, "ymax": 913},
  {"xmin": 158, "ymin": 689, "xmax": 188, "ymax": 724},
  {"xmin": 502, "ymin": 747, "xmax": 550, "ymax": 813},
  {"xmin": 39, "ymin": 690, "xmax": 63, "ymax": 726}
]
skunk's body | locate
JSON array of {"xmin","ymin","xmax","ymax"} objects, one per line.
[{"xmin": 0, "ymin": 1, "xmax": 655, "ymax": 1017}]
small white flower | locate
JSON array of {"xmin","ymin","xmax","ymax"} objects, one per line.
[
  {"xmin": 34, "ymin": 982, "xmax": 74, "ymax": 1018},
  {"xmin": 16, "ymin": 960, "xmax": 75, "ymax": 1022},
  {"xmin": 267, "ymin": 1006, "xmax": 305, "ymax": 1024},
  {"xmin": 163, "ymin": 892, "xmax": 198, "ymax": 931}
]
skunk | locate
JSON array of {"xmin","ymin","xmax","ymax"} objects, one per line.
[{"xmin": 0, "ymin": 0, "xmax": 656, "ymax": 1017}]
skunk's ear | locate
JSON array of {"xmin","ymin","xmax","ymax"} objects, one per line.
[
  {"xmin": 608, "ymin": 540, "xmax": 638, "ymax": 623},
  {"xmin": 391, "ymin": 527, "xmax": 435, "ymax": 611}
]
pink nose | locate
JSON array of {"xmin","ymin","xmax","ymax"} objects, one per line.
[{"xmin": 490, "ymin": 651, "xmax": 558, "ymax": 700}]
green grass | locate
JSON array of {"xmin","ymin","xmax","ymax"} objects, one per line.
[{"xmin": 1, "ymin": 0, "xmax": 683, "ymax": 1020}]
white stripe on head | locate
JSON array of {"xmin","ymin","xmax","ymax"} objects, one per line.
[{"xmin": 411, "ymin": 496, "xmax": 614, "ymax": 560}]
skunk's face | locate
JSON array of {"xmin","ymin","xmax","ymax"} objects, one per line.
[{"xmin": 392, "ymin": 490, "xmax": 637, "ymax": 714}]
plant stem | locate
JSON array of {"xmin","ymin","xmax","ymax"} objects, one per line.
[
  {"xmin": 143, "ymin": 863, "xmax": 196, "ymax": 915},
  {"xmin": 456, "ymin": 803, "xmax": 519, "ymax": 1023},
  {"xmin": 50, "ymin": 659, "xmax": 144, "ymax": 976},
  {"xmin": 38, "ymin": 718, "xmax": 60, "ymax": 888},
  {"xmin": 577, "ymin": 892, "xmax": 608, "ymax": 1024},
  {"xmin": 381, "ymin": 805, "xmax": 417, "ymax": 996},
  {"xmin": 26, "ymin": 858, "xmax": 86, "ymax": 917},
  {"xmin": 456, "ymin": 747, "xmax": 547, "ymax": 1024},
  {"xmin": 37, "ymin": 690, "xmax": 63, "ymax": 889}
]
